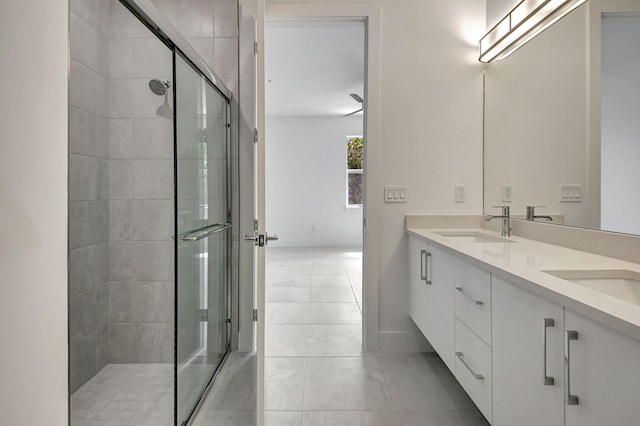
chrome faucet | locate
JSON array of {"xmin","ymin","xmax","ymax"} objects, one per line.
[
  {"xmin": 526, "ymin": 205, "xmax": 553, "ymax": 222},
  {"xmin": 485, "ymin": 206, "xmax": 511, "ymax": 237}
]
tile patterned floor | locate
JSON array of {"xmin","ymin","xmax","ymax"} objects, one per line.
[
  {"xmin": 70, "ymin": 363, "xmax": 173, "ymax": 426},
  {"xmin": 195, "ymin": 247, "xmax": 489, "ymax": 426},
  {"xmin": 73, "ymin": 248, "xmax": 489, "ymax": 426}
]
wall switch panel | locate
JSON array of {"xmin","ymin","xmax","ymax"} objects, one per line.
[
  {"xmin": 560, "ymin": 185, "xmax": 582, "ymax": 202},
  {"xmin": 455, "ymin": 185, "xmax": 465, "ymax": 203},
  {"xmin": 384, "ymin": 185, "xmax": 407, "ymax": 203},
  {"xmin": 501, "ymin": 185, "xmax": 512, "ymax": 202}
]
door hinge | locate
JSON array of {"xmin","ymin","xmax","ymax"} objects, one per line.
[
  {"xmin": 198, "ymin": 309, "xmax": 208, "ymax": 322},
  {"xmin": 254, "ymin": 128, "xmax": 258, "ymax": 144},
  {"xmin": 253, "ymin": 308, "xmax": 258, "ymax": 322},
  {"xmin": 363, "ymin": 217, "xmax": 367, "ymax": 227},
  {"xmin": 254, "ymin": 41, "xmax": 258, "ymax": 55}
]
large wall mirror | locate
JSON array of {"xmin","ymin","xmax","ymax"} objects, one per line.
[{"xmin": 484, "ymin": 0, "xmax": 640, "ymax": 235}]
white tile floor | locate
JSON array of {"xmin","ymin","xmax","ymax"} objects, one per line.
[
  {"xmin": 73, "ymin": 247, "xmax": 489, "ymax": 426},
  {"xmin": 256, "ymin": 247, "xmax": 489, "ymax": 426},
  {"xmin": 70, "ymin": 363, "xmax": 173, "ymax": 426}
]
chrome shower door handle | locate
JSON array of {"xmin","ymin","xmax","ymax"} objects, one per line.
[
  {"xmin": 565, "ymin": 330, "xmax": 579, "ymax": 405},
  {"xmin": 543, "ymin": 318, "xmax": 555, "ymax": 385}
]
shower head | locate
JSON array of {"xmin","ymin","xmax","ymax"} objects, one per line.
[{"xmin": 149, "ymin": 79, "xmax": 170, "ymax": 96}]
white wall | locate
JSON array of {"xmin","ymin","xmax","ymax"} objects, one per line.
[
  {"xmin": 486, "ymin": 0, "xmax": 515, "ymax": 29},
  {"xmin": 0, "ymin": 0, "xmax": 69, "ymax": 424},
  {"xmin": 601, "ymin": 14, "xmax": 640, "ymax": 235},
  {"xmin": 266, "ymin": 115, "xmax": 363, "ymax": 247},
  {"xmin": 267, "ymin": 0, "xmax": 485, "ymax": 350}
]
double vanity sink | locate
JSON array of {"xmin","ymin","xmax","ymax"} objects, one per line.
[
  {"xmin": 429, "ymin": 228, "xmax": 640, "ymax": 310},
  {"xmin": 407, "ymin": 221, "xmax": 640, "ymax": 425}
]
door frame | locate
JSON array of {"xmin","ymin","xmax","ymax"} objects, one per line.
[{"xmin": 264, "ymin": 2, "xmax": 383, "ymax": 352}]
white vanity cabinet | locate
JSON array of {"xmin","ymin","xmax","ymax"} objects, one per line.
[
  {"xmin": 492, "ymin": 275, "xmax": 564, "ymax": 426},
  {"xmin": 408, "ymin": 236, "xmax": 455, "ymax": 370},
  {"xmin": 453, "ymin": 258, "xmax": 493, "ymax": 421},
  {"xmin": 407, "ymin": 229, "xmax": 640, "ymax": 426},
  {"xmin": 564, "ymin": 309, "xmax": 640, "ymax": 426}
]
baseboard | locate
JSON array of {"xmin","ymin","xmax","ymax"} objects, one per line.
[{"xmin": 376, "ymin": 331, "xmax": 433, "ymax": 353}]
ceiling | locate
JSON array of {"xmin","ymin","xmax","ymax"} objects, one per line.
[{"xmin": 265, "ymin": 20, "xmax": 365, "ymax": 117}]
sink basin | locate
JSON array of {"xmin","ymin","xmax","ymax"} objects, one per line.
[
  {"xmin": 434, "ymin": 231, "xmax": 515, "ymax": 243},
  {"xmin": 543, "ymin": 269, "xmax": 640, "ymax": 305}
]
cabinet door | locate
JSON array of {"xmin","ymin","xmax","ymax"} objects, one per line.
[
  {"xmin": 428, "ymin": 244, "xmax": 455, "ymax": 370},
  {"xmin": 492, "ymin": 276, "xmax": 564, "ymax": 426},
  {"xmin": 565, "ymin": 309, "xmax": 640, "ymax": 426},
  {"xmin": 408, "ymin": 236, "xmax": 429, "ymax": 336}
]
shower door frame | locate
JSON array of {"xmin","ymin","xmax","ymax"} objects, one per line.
[
  {"xmin": 172, "ymin": 50, "xmax": 233, "ymax": 425},
  {"xmin": 115, "ymin": 2, "xmax": 235, "ymax": 425}
]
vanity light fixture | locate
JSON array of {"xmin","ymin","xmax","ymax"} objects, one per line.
[{"xmin": 479, "ymin": 0, "xmax": 588, "ymax": 63}]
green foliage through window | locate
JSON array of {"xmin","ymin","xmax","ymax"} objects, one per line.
[
  {"xmin": 347, "ymin": 137, "xmax": 364, "ymax": 169},
  {"xmin": 347, "ymin": 136, "xmax": 364, "ymax": 206}
]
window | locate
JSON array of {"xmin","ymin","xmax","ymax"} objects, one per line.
[{"xmin": 347, "ymin": 136, "xmax": 364, "ymax": 207}]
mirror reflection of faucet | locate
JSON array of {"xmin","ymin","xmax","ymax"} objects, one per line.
[
  {"xmin": 484, "ymin": 205, "xmax": 511, "ymax": 237},
  {"xmin": 526, "ymin": 205, "xmax": 553, "ymax": 222}
]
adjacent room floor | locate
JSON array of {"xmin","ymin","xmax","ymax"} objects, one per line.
[{"xmin": 202, "ymin": 246, "xmax": 489, "ymax": 426}]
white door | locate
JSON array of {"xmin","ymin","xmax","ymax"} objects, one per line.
[
  {"xmin": 565, "ymin": 309, "xmax": 640, "ymax": 426},
  {"xmin": 492, "ymin": 275, "xmax": 564, "ymax": 426},
  {"xmin": 255, "ymin": 1, "xmax": 267, "ymax": 425}
]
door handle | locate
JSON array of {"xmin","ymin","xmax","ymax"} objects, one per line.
[{"xmin": 244, "ymin": 232, "xmax": 278, "ymax": 246}]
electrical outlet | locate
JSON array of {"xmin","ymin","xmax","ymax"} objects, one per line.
[
  {"xmin": 455, "ymin": 185, "xmax": 465, "ymax": 203},
  {"xmin": 501, "ymin": 185, "xmax": 512, "ymax": 202}
]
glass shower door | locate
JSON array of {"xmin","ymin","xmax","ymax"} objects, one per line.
[{"xmin": 175, "ymin": 52, "xmax": 231, "ymax": 425}]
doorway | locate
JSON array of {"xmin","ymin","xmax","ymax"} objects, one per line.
[{"xmin": 262, "ymin": 18, "xmax": 366, "ymax": 417}]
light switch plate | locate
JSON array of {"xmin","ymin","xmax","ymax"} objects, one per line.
[
  {"xmin": 560, "ymin": 185, "xmax": 582, "ymax": 202},
  {"xmin": 384, "ymin": 185, "xmax": 407, "ymax": 203}
]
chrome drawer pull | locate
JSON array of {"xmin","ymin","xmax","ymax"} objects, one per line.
[
  {"xmin": 543, "ymin": 318, "xmax": 555, "ymax": 386},
  {"xmin": 565, "ymin": 330, "xmax": 579, "ymax": 405},
  {"xmin": 455, "ymin": 352, "xmax": 484, "ymax": 380},
  {"xmin": 454, "ymin": 286, "xmax": 483, "ymax": 305}
]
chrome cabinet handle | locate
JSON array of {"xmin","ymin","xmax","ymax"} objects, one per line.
[
  {"xmin": 543, "ymin": 318, "xmax": 555, "ymax": 385},
  {"xmin": 565, "ymin": 330, "xmax": 579, "ymax": 405},
  {"xmin": 455, "ymin": 352, "xmax": 484, "ymax": 380},
  {"xmin": 454, "ymin": 286, "xmax": 483, "ymax": 305},
  {"xmin": 420, "ymin": 250, "xmax": 432, "ymax": 285}
]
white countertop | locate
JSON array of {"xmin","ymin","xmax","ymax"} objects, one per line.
[{"xmin": 407, "ymin": 227, "xmax": 640, "ymax": 342}]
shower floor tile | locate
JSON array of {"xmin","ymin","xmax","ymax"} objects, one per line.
[{"xmin": 70, "ymin": 363, "xmax": 173, "ymax": 426}]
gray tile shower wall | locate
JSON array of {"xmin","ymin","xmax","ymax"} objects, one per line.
[
  {"xmin": 106, "ymin": 0, "xmax": 175, "ymax": 364},
  {"xmin": 69, "ymin": 0, "xmax": 110, "ymax": 393}
]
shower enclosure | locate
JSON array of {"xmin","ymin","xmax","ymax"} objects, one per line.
[{"xmin": 68, "ymin": 0, "xmax": 236, "ymax": 424}]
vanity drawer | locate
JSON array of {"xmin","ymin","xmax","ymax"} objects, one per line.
[
  {"xmin": 454, "ymin": 259, "xmax": 492, "ymax": 345},
  {"xmin": 455, "ymin": 318, "xmax": 492, "ymax": 423}
]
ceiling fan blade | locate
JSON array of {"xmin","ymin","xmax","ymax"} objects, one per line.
[
  {"xmin": 343, "ymin": 107, "xmax": 363, "ymax": 117},
  {"xmin": 350, "ymin": 93, "xmax": 364, "ymax": 103}
]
